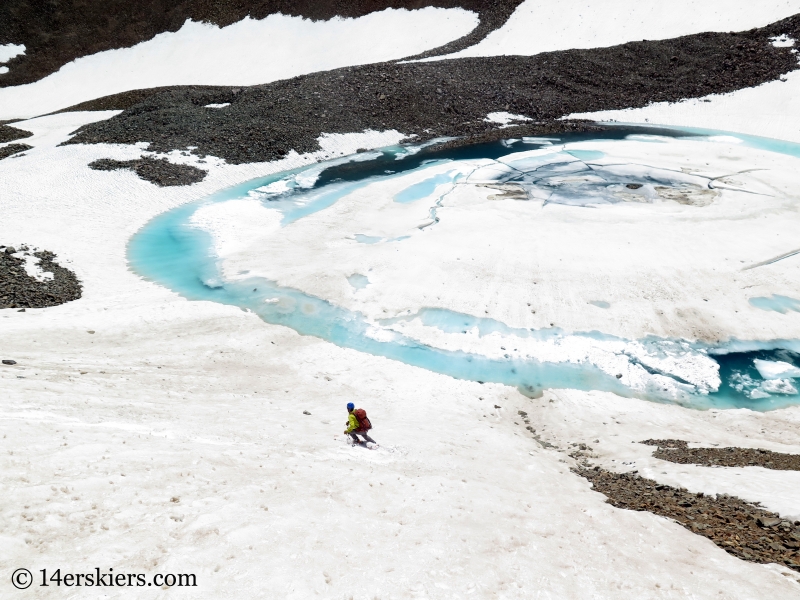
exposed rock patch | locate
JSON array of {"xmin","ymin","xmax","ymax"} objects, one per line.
[
  {"xmin": 0, "ymin": 124, "xmax": 32, "ymax": 143},
  {"xmin": 578, "ymin": 467, "xmax": 800, "ymax": 572},
  {"xmin": 0, "ymin": 143, "xmax": 32, "ymax": 160},
  {"xmin": 88, "ymin": 157, "xmax": 207, "ymax": 186},
  {"xmin": 63, "ymin": 17, "xmax": 800, "ymax": 165},
  {"xmin": 0, "ymin": 245, "xmax": 82, "ymax": 309},
  {"xmin": 642, "ymin": 439, "xmax": 800, "ymax": 471}
]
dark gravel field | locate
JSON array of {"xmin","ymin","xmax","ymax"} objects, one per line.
[
  {"xmin": 0, "ymin": 0, "xmax": 519, "ymax": 88},
  {"xmin": 0, "ymin": 143, "xmax": 32, "ymax": 160},
  {"xmin": 0, "ymin": 246, "xmax": 82, "ymax": 310},
  {"xmin": 579, "ymin": 467, "xmax": 800, "ymax": 572},
  {"xmin": 89, "ymin": 157, "xmax": 207, "ymax": 186},
  {"xmin": 0, "ymin": 124, "xmax": 32, "ymax": 143},
  {"xmin": 643, "ymin": 439, "xmax": 800, "ymax": 471},
  {"xmin": 63, "ymin": 14, "xmax": 800, "ymax": 167}
]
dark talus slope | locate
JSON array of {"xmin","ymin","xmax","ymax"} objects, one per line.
[
  {"xmin": 642, "ymin": 439, "xmax": 800, "ymax": 471},
  {"xmin": 0, "ymin": 124, "xmax": 32, "ymax": 143},
  {"xmin": 64, "ymin": 16, "xmax": 800, "ymax": 165},
  {"xmin": 0, "ymin": 143, "xmax": 32, "ymax": 160},
  {"xmin": 0, "ymin": 0, "xmax": 515, "ymax": 88},
  {"xmin": 0, "ymin": 246, "xmax": 82, "ymax": 310}
]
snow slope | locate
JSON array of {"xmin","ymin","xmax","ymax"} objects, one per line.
[
  {"xmin": 570, "ymin": 68, "xmax": 800, "ymax": 144},
  {"xmin": 0, "ymin": 8, "xmax": 478, "ymax": 120},
  {"xmin": 434, "ymin": 0, "xmax": 800, "ymax": 59},
  {"xmin": 2, "ymin": 113, "xmax": 800, "ymax": 598}
]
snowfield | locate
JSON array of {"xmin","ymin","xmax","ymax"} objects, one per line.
[
  {"xmin": 570, "ymin": 67, "xmax": 800, "ymax": 144},
  {"xmin": 4, "ymin": 3, "xmax": 800, "ymax": 597},
  {"xmin": 3, "ymin": 110, "xmax": 800, "ymax": 597},
  {"xmin": 0, "ymin": 8, "xmax": 478, "ymax": 120},
  {"xmin": 434, "ymin": 0, "xmax": 800, "ymax": 59}
]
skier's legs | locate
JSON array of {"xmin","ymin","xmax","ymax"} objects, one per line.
[
  {"xmin": 349, "ymin": 433, "xmax": 361, "ymax": 443},
  {"xmin": 359, "ymin": 432, "xmax": 376, "ymax": 444}
]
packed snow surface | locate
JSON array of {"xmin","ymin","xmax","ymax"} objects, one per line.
[
  {"xmin": 4, "ymin": 111, "xmax": 800, "ymax": 597},
  {"xmin": 571, "ymin": 69, "xmax": 800, "ymax": 144},
  {"xmin": 435, "ymin": 0, "xmax": 800, "ymax": 59},
  {"xmin": 0, "ymin": 8, "xmax": 478, "ymax": 119}
]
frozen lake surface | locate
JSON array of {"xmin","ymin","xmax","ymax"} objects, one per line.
[{"xmin": 129, "ymin": 127, "xmax": 800, "ymax": 410}]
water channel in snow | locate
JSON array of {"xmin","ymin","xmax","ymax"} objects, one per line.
[{"xmin": 129, "ymin": 126, "xmax": 800, "ymax": 411}]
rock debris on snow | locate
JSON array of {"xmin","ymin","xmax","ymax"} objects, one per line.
[
  {"xmin": 642, "ymin": 439, "xmax": 800, "ymax": 471},
  {"xmin": 0, "ymin": 245, "xmax": 81, "ymax": 309},
  {"xmin": 0, "ymin": 143, "xmax": 32, "ymax": 160},
  {"xmin": 0, "ymin": 123, "xmax": 32, "ymax": 143},
  {"xmin": 579, "ymin": 466, "xmax": 800, "ymax": 572},
  {"xmin": 88, "ymin": 157, "xmax": 207, "ymax": 186}
]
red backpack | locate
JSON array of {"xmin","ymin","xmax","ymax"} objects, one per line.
[{"xmin": 354, "ymin": 408, "xmax": 372, "ymax": 431}]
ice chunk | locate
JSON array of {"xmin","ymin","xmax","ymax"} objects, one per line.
[
  {"xmin": 760, "ymin": 379, "xmax": 798, "ymax": 395},
  {"xmin": 754, "ymin": 359, "xmax": 800, "ymax": 380},
  {"xmin": 204, "ymin": 103, "xmax": 230, "ymax": 108}
]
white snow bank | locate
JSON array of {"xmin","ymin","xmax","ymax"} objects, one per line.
[
  {"xmin": 0, "ymin": 43, "xmax": 25, "ymax": 63},
  {"xmin": 4, "ymin": 110, "xmax": 123, "ymax": 147},
  {"xmin": 755, "ymin": 359, "xmax": 800, "ymax": 380},
  {"xmin": 484, "ymin": 111, "xmax": 532, "ymax": 125},
  {"xmin": 434, "ymin": 0, "xmax": 800, "ymax": 59},
  {"xmin": 0, "ymin": 8, "xmax": 478, "ymax": 120},
  {"xmin": 204, "ymin": 103, "xmax": 230, "ymax": 109},
  {"xmin": 771, "ymin": 34, "xmax": 797, "ymax": 47},
  {"xmin": 0, "ymin": 67, "xmax": 8, "ymax": 75},
  {"xmin": 569, "ymin": 69, "xmax": 800, "ymax": 144}
]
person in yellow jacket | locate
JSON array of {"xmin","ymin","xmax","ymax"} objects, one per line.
[{"xmin": 344, "ymin": 402, "xmax": 375, "ymax": 444}]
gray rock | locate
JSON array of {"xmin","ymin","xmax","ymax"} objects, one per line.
[{"xmin": 757, "ymin": 517, "xmax": 782, "ymax": 528}]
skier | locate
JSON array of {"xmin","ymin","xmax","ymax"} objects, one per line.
[{"xmin": 344, "ymin": 402, "xmax": 375, "ymax": 444}]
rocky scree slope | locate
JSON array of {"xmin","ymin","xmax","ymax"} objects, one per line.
[{"xmin": 63, "ymin": 15, "xmax": 800, "ymax": 165}]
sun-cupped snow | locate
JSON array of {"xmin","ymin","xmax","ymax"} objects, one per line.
[
  {"xmin": 4, "ymin": 110, "xmax": 800, "ymax": 597},
  {"xmin": 430, "ymin": 0, "xmax": 800, "ymax": 59},
  {"xmin": 0, "ymin": 8, "xmax": 478, "ymax": 120},
  {"xmin": 569, "ymin": 69, "xmax": 800, "ymax": 144}
]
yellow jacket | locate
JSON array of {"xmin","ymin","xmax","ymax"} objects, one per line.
[{"xmin": 345, "ymin": 412, "xmax": 359, "ymax": 433}]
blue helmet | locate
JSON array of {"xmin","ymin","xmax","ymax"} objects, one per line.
[{"xmin": 347, "ymin": 402, "xmax": 355, "ymax": 411}]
